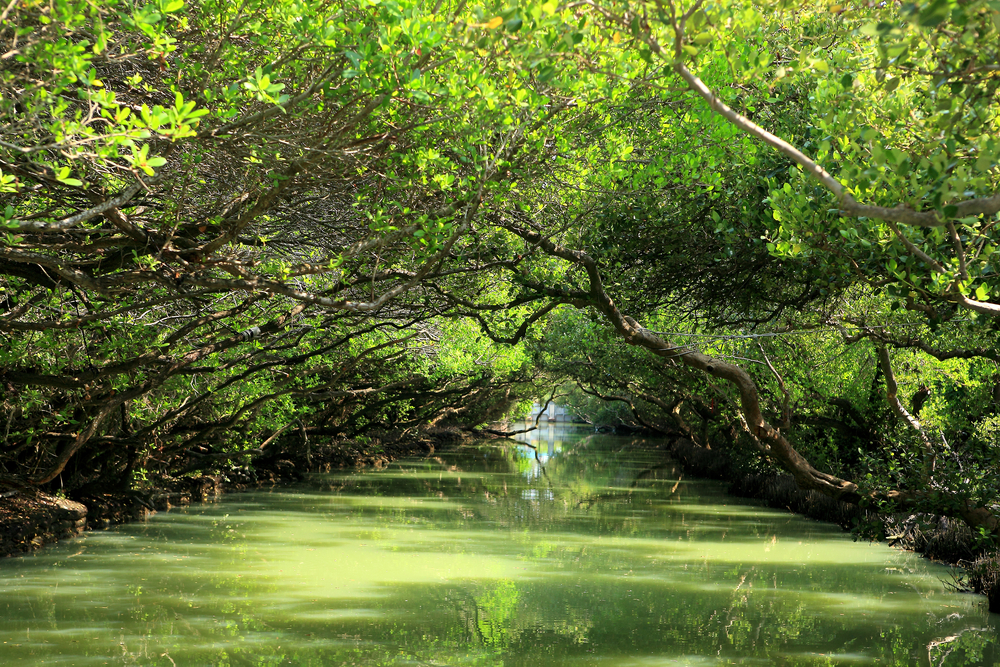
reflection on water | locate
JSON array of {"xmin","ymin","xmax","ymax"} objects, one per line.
[{"xmin": 1, "ymin": 425, "xmax": 997, "ymax": 666}]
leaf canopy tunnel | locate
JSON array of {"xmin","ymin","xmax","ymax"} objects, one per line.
[{"xmin": 2, "ymin": 0, "xmax": 999, "ymax": 540}]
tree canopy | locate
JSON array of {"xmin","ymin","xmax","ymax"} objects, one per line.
[{"xmin": 2, "ymin": 0, "xmax": 999, "ymax": 541}]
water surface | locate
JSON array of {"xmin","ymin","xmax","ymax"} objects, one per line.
[{"xmin": 2, "ymin": 425, "xmax": 997, "ymax": 665}]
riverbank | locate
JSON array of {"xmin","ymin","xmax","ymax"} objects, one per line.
[
  {"xmin": 0, "ymin": 426, "xmax": 471, "ymax": 559},
  {"xmin": 667, "ymin": 436, "xmax": 1000, "ymax": 613},
  {"xmin": 4, "ymin": 427, "xmax": 997, "ymax": 614}
]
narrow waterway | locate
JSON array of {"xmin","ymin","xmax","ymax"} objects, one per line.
[{"xmin": 1, "ymin": 425, "xmax": 996, "ymax": 665}]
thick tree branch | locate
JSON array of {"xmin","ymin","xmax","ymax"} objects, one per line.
[{"xmin": 503, "ymin": 220, "xmax": 999, "ymax": 536}]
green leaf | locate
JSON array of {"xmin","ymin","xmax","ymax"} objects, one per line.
[
  {"xmin": 859, "ymin": 22, "xmax": 880, "ymax": 36},
  {"xmin": 919, "ymin": 0, "xmax": 951, "ymax": 27}
]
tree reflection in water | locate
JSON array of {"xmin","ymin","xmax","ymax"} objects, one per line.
[{"xmin": 0, "ymin": 427, "xmax": 995, "ymax": 666}]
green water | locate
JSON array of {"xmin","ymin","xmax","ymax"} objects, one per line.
[{"xmin": 1, "ymin": 426, "xmax": 997, "ymax": 666}]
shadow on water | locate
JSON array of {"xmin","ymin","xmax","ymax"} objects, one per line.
[{"xmin": 0, "ymin": 425, "xmax": 996, "ymax": 666}]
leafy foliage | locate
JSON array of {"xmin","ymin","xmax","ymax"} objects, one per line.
[{"xmin": 1, "ymin": 0, "xmax": 999, "ymax": 542}]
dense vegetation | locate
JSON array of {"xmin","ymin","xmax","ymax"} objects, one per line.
[{"xmin": 2, "ymin": 0, "xmax": 999, "ymax": 551}]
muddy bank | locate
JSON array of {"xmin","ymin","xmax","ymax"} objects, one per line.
[
  {"xmin": 0, "ymin": 427, "xmax": 468, "ymax": 559},
  {"xmin": 0, "ymin": 493, "xmax": 87, "ymax": 556},
  {"xmin": 667, "ymin": 436, "xmax": 1000, "ymax": 613}
]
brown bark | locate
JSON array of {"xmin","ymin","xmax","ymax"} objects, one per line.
[{"xmin": 876, "ymin": 345, "xmax": 937, "ymax": 472}]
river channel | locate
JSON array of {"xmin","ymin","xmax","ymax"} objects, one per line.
[{"xmin": 1, "ymin": 425, "xmax": 997, "ymax": 665}]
